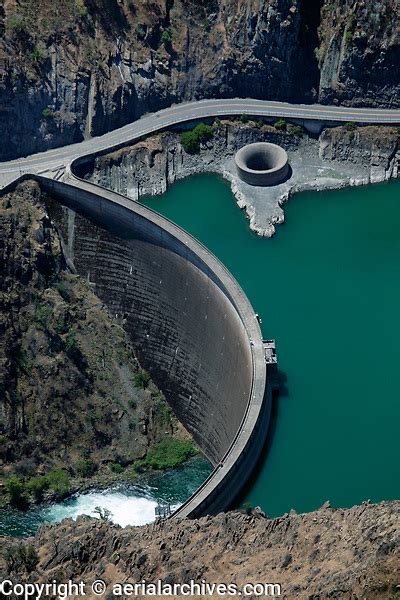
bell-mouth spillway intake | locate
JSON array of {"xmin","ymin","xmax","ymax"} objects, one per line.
[
  {"xmin": 4, "ymin": 166, "xmax": 271, "ymax": 519},
  {"xmin": 235, "ymin": 142, "xmax": 289, "ymax": 186},
  {"xmin": 2, "ymin": 98, "xmax": 400, "ymax": 520}
]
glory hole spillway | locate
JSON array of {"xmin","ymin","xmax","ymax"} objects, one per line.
[{"xmin": 32, "ymin": 173, "xmax": 270, "ymax": 519}]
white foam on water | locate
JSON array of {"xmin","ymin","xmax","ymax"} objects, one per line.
[{"xmin": 43, "ymin": 491, "xmax": 176, "ymax": 527}]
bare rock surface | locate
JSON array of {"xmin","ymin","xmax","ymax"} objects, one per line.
[
  {"xmin": 0, "ymin": 1, "xmax": 399, "ymax": 160},
  {"xmin": 1, "ymin": 501, "xmax": 399, "ymax": 599}
]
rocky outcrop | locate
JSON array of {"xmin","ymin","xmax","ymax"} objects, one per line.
[
  {"xmin": 0, "ymin": 181, "xmax": 191, "ymax": 505},
  {"xmin": 1, "ymin": 501, "xmax": 399, "ymax": 599},
  {"xmin": 319, "ymin": 126, "xmax": 400, "ymax": 182},
  {"xmin": 317, "ymin": 1, "xmax": 400, "ymax": 108},
  {"xmin": 0, "ymin": 0, "xmax": 398, "ymax": 161}
]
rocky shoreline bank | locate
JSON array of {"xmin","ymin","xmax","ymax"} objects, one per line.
[{"xmin": 83, "ymin": 120, "xmax": 400, "ymax": 237}]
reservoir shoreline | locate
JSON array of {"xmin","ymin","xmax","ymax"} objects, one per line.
[{"xmin": 82, "ymin": 119, "xmax": 400, "ymax": 237}]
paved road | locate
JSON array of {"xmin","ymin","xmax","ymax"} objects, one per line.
[{"xmin": 1, "ymin": 97, "xmax": 400, "ymax": 184}]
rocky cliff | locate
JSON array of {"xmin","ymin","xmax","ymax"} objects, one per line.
[
  {"xmin": 0, "ymin": 0, "xmax": 398, "ymax": 161},
  {"xmin": 317, "ymin": 0, "xmax": 399, "ymax": 107},
  {"xmin": 0, "ymin": 181, "xmax": 193, "ymax": 507},
  {"xmin": 83, "ymin": 121, "xmax": 400, "ymax": 199},
  {"xmin": 1, "ymin": 501, "xmax": 399, "ymax": 599}
]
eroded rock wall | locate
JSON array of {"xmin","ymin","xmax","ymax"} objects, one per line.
[
  {"xmin": 1, "ymin": 501, "xmax": 398, "ymax": 599},
  {"xmin": 81, "ymin": 121, "xmax": 303, "ymax": 200},
  {"xmin": 317, "ymin": 0, "xmax": 400, "ymax": 107},
  {"xmin": 83, "ymin": 121, "xmax": 400, "ymax": 203},
  {"xmin": 0, "ymin": 0, "xmax": 398, "ymax": 160}
]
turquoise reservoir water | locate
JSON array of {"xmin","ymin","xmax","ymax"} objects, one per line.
[
  {"xmin": 2, "ymin": 175, "xmax": 399, "ymax": 535},
  {"xmin": 142, "ymin": 175, "xmax": 400, "ymax": 517}
]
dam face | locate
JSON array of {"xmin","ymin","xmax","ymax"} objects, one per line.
[
  {"xmin": 21, "ymin": 172, "xmax": 270, "ymax": 517},
  {"xmin": 45, "ymin": 193, "xmax": 253, "ymax": 466}
]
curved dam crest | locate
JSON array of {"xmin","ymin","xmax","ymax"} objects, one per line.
[
  {"xmin": 5, "ymin": 171, "xmax": 269, "ymax": 518},
  {"xmin": 1, "ymin": 99, "xmax": 400, "ymax": 521},
  {"xmin": 45, "ymin": 191, "xmax": 253, "ymax": 465}
]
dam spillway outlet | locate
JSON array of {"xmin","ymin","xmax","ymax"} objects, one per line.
[{"xmin": 235, "ymin": 142, "xmax": 289, "ymax": 186}]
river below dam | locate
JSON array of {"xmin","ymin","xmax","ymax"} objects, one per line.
[
  {"xmin": 0, "ymin": 457, "xmax": 211, "ymax": 536},
  {"xmin": 1, "ymin": 174, "xmax": 399, "ymax": 534}
]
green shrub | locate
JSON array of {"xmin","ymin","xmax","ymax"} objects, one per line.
[
  {"xmin": 202, "ymin": 19, "xmax": 211, "ymax": 32},
  {"xmin": 345, "ymin": 13, "xmax": 357, "ymax": 45},
  {"xmin": 345, "ymin": 30, "xmax": 353, "ymax": 44},
  {"xmin": 239, "ymin": 114, "xmax": 249, "ymax": 123},
  {"xmin": 5, "ymin": 475, "xmax": 27, "ymax": 508},
  {"xmin": 46, "ymin": 469, "xmax": 70, "ymax": 497},
  {"xmin": 180, "ymin": 123, "xmax": 214, "ymax": 154},
  {"xmin": 27, "ymin": 476, "xmax": 49, "ymax": 502},
  {"xmin": 161, "ymin": 29, "xmax": 172, "ymax": 46},
  {"xmin": 133, "ymin": 368, "xmax": 150, "ymax": 389},
  {"xmin": 274, "ymin": 118, "xmax": 287, "ymax": 131},
  {"xmin": 76, "ymin": 459, "xmax": 97, "ymax": 478},
  {"xmin": 144, "ymin": 439, "xmax": 197, "ymax": 470},
  {"xmin": 19, "ymin": 544, "xmax": 39, "ymax": 572},
  {"xmin": 14, "ymin": 349, "xmax": 33, "ymax": 373},
  {"xmin": 344, "ymin": 121, "xmax": 357, "ymax": 132},
  {"xmin": 7, "ymin": 15, "xmax": 25, "ymax": 36},
  {"xmin": 348, "ymin": 13, "xmax": 357, "ymax": 30},
  {"xmin": 87, "ymin": 408, "xmax": 100, "ymax": 425},
  {"xmin": 29, "ymin": 46, "xmax": 47, "ymax": 65},
  {"xmin": 55, "ymin": 314, "xmax": 69, "ymax": 335},
  {"xmin": 110, "ymin": 462, "xmax": 124, "ymax": 474},
  {"xmin": 65, "ymin": 331, "xmax": 78, "ymax": 354},
  {"xmin": 35, "ymin": 303, "xmax": 52, "ymax": 329},
  {"xmin": 136, "ymin": 24, "xmax": 146, "ymax": 39},
  {"xmin": 3, "ymin": 544, "xmax": 38, "ymax": 573},
  {"xmin": 194, "ymin": 123, "xmax": 213, "ymax": 142},
  {"xmin": 42, "ymin": 107, "xmax": 54, "ymax": 120},
  {"xmin": 289, "ymin": 124, "xmax": 304, "ymax": 137},
  {"xmin": 240, "ymin": 501, "xmax": 254, "ymax": 515},
  {"xmin": 180, "ymin": 131, "xmax": 200, "ymax": 154},
  {"xmin": 154, "ymin": 397, "xmax": 172, "ymax": 421},
  {"xmin": 128, "ymin": 398, "xmax": 137, "ymax": 410},
  {"xmin": 75, "ymin": 0, "xmax": 87, "ymax": 17},
  {"xmin": 56, "ymin": 280, "xmax": 70, "ymax": 300}
]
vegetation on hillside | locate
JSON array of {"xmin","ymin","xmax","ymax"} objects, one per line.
[
  {"xmin": 180, "ymin": 123, "xmax": 214, "ymax": 154},
  {"xmin": 138, "ymin": 439, "xmax": 198, "ymax": 471},
  {"xmin": 0, "ymin": 182, "xmax": 196, "ymax": 509}
]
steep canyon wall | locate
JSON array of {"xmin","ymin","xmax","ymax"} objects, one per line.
[{"xmin": 0, "ymin": 0, "xmax": 399, "ymax": 160}]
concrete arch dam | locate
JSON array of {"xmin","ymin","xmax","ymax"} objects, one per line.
[
  {"xmin": 3, "ymin": 98, "xmax": 400, "ymax": 518},
  {"xmin": 33, "ymin": 174, "xmax": 269, "ymax": 518}
]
